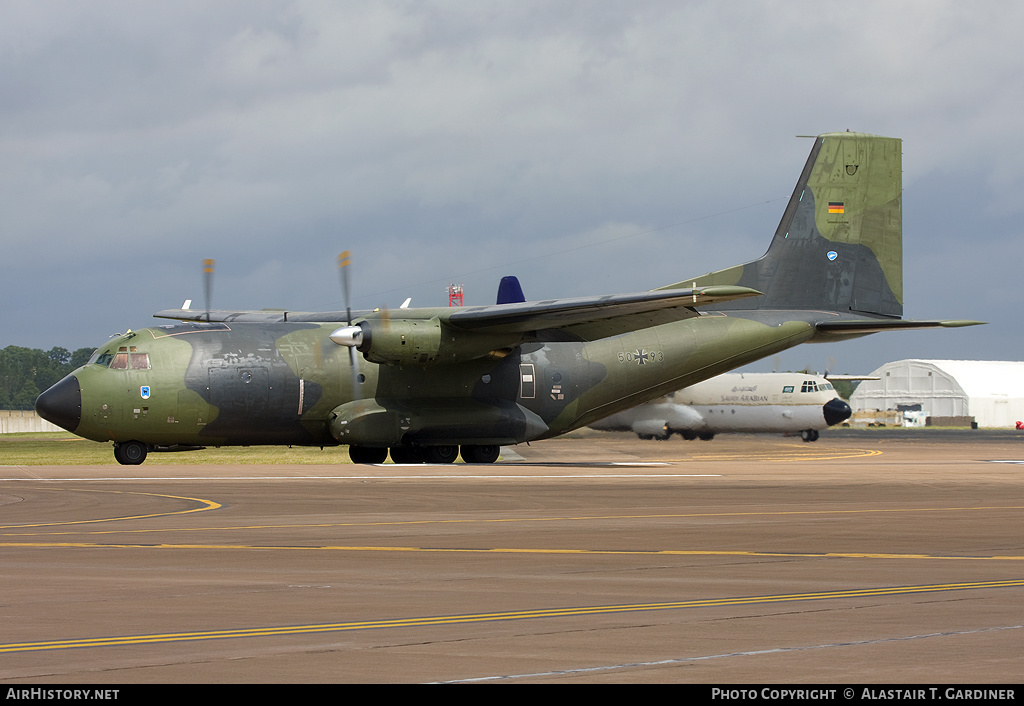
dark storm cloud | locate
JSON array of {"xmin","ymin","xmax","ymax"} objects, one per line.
[{"xmin": 1, "ymin": 1, "xmax": 1020, "ymax": 373}]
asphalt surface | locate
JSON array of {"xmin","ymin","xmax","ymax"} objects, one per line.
[{"xmin": 1, "ymin": 431, "xmax": 1022, "ymax": 683}]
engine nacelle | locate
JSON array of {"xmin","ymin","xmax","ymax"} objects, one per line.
[
  {"xmin": 331, "ymin": 317, "xmax": 514, "ymax": 366},
  {"xmin": 361, "ymin": 319, "xmax": 442, "ymax": 365}
]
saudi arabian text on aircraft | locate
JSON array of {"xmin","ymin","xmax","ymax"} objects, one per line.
[{"xmin": 589, "ymin": 372, "xmax": 852, "ymax": 442}]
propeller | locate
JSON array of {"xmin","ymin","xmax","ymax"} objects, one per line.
[
  {"xmin": 202, "ymin": 258, "xmax": 215, "ymax": 322},
  {"xmin": 824, "ymin": 356, "xmax": 836, "ymax": 378},
  {"xmin": 332, "ymin": 251, "xmax": 364, "ymax": 397},
  {"xmin": 330, "ymin": 251, "xmax": 400, "ymax": 396}
]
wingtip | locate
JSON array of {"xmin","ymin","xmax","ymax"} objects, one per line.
[{"xmin": 939, "ymin": 320, "xmax": 987, "ymax": 328}]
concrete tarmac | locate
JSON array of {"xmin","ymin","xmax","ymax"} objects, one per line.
[{"xmin": 1, "ymin": 431, "xmax": 1022, "ymax": 683}]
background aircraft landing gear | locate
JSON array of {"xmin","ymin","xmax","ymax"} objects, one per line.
[
  {"xmin": 113, "ymin": 440, "xmax": 148, "ymax": 465},
  {"xmin": 461, "ymin": 444, "xmax": 499, "ymax": 464},
  {"xmin": 637, "ymin": 424, "xmax": 671, "ymax": 440},
  {"xmin": 349, "ymin": 446, "xmax": 388, "ymax": 464},
  {"xmin": 801, "ymin": 429, "xmax": 820, "ymax": 442}
]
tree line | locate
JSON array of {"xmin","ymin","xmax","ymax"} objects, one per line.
[{"xmin": 0, "ymin": 346, "xmax": 94, "ymax": 410}]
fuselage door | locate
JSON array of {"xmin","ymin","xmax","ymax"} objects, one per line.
[
  {"xmin": 519, "ymin": 363, "xmax": 536, "ymax": 399},
  {"xmin": 209, "ymin": 366, "xmax": 271, "ymax": 424}
]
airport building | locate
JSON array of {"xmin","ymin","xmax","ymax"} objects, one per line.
[{"xmin": 850, "ymin": 360, "xmax": 1024, "ymax": 429}]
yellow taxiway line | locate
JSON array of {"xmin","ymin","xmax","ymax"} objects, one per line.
[{"xmin": 2, "ymin": 579, "xmax": 1021, "ymax": 654}]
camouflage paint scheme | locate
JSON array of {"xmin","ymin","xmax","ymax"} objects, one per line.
[{"xmin": 36, "ymin": 132, "xmax": 979, "ymax": 464}]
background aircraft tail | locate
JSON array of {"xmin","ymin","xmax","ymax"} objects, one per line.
[{"xmin": 661, "ymin": 132, "xmax": 903, "ymax": 317}]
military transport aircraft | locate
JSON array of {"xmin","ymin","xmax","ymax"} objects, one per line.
[
  {"xmin": 36, "ymin": 132, "xmax": 980, "ymax": 465},
  {"xmin": 588, "ymin": 372, "xmax": 853, "ymax": 442}
]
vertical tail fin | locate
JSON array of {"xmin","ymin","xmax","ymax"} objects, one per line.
[
  {"xmin": 496, "ymin": 275, "xmax": 527, "ymax": 305},
  {"xmin": 661, "ymin": 132, "xmax": 903, "ymax": 317}
]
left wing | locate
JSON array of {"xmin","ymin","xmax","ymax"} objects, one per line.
[
  {"xmin": 154, "ymin": 285, "xmax": 762, "ymax": 329},
  {"xmin": 445, "ymin": 285, "xmax": 761, "ymax": 333}
]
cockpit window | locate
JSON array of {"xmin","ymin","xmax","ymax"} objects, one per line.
[
  {"xmin": 97, "ymin": 346, "xmax": 151, "ymax": 370},
  {"xmin": 92, "ymin": 351, "xmax": 114, "ymax": 367}
]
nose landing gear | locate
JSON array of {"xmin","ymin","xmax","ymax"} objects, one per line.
[{"xmin": 113, "ymin": 440, "xmax": 149, "ymax": 465}]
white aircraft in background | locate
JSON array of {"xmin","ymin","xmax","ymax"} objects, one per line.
[{"xmin": 589, "ymin": 372, "xmax": 853, "ymax": 442}]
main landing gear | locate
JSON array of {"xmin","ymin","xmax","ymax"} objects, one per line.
[{"xmin": 347, "ymin": 444, "xmax": 501, "ymax": 465}]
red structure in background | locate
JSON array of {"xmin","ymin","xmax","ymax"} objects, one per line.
[{"xmin": 448, "ymin": 284, "xmax": 464, "ymax": 307}]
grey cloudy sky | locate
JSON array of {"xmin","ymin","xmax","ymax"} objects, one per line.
[{"xmin": 2, "ymin": 0, "xmax": 1020, "ymax": 374}]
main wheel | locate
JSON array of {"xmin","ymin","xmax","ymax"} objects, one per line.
[
  {"xmin": 389, "ymin": 446, "xmax": 423, "ymax": 464},
  {"xmin": 461, "ymin": 444, "xmax": 499, "ymax": 464},
  {"xmin": 114, "ymin": 440, "xmax": 148, "ymax": 465},
  {"xmin": 349, "ymin": 446, "xmax": 388, "ymax": 464},
  {"xmin": 422, "ymin": 445, "xmax": 458, "ymax": 464}
]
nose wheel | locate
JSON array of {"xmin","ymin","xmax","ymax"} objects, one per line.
[{"xmin": 114, "ymin": 440, "xmax": 149, "ymax": 465}]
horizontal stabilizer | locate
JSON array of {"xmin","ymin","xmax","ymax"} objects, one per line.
[{"xmin": 816, "ymin": 319, "xmax": 984, "ymax": 335}]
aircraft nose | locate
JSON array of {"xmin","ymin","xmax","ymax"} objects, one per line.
[
  {"xmin": 35, "ymin": 375, "xmax": 82, "ymax": 433},
  {"xmin": 822, "ymin": 397, "xmax": 852, "ymax": 426}
]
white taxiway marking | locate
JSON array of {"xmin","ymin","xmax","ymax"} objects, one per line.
[{"xmin": 0, "ymin": 473, "xmax": 721, "ymax": 481}]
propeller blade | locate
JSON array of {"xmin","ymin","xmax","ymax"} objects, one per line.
[
  {"xmin": 349, "ymin": 346, "xmax": 361, "ymax": 398},
  {"xmin": 338, "ymin": 250, "xmax": 353, "ymax": 325},
  {"xmin": 337, "ymin": 250, "xmax": 361, "ymax": 399},
  {"xmin": 202, "ymin": 258, "xmax": 215, "ymax": 322}
]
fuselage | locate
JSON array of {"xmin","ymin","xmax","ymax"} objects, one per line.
[{"xmin": 37, "ymin": 310, "xmax": 819, "ymax": 450}]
